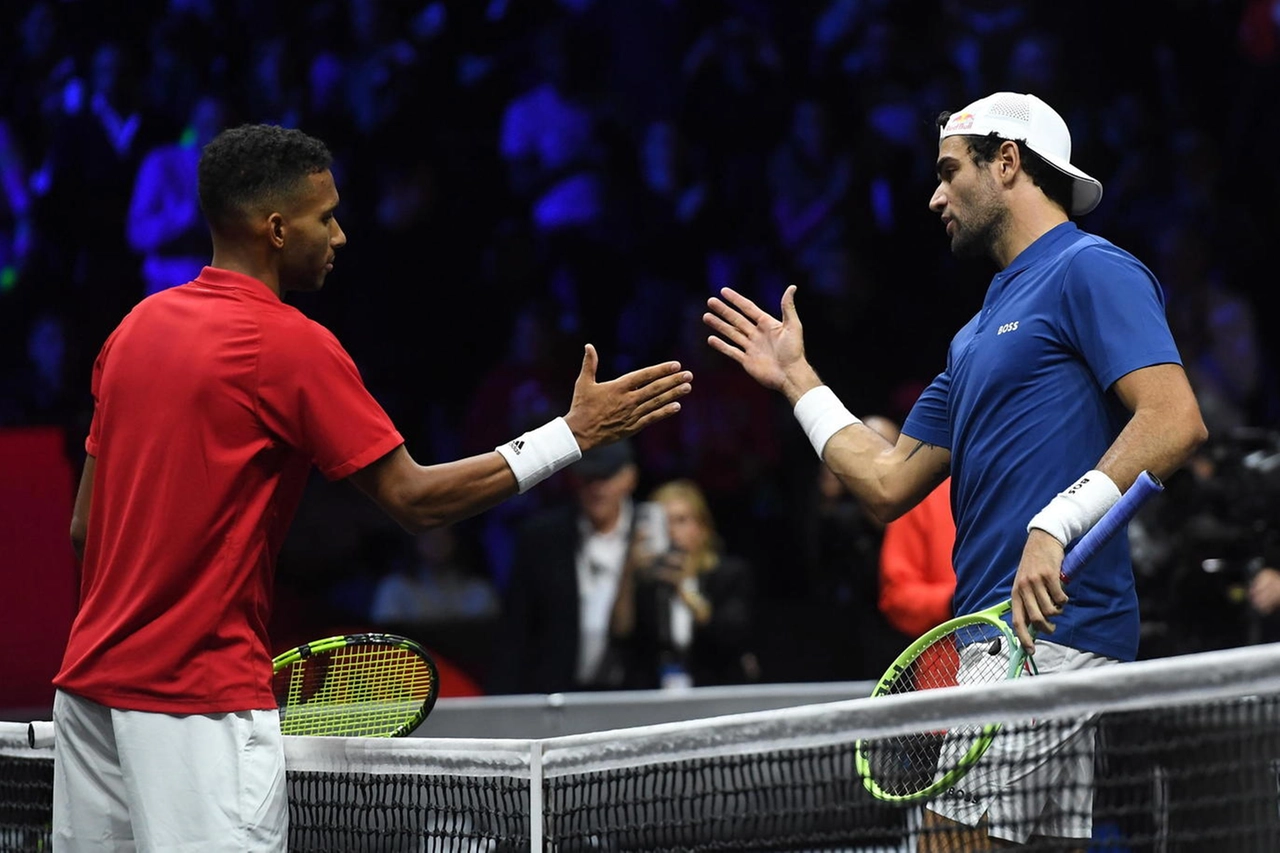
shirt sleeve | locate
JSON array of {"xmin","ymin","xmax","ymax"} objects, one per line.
[
  {"xmin": 85, "ymin": 328, "xmax": 121, "ymax": 457},
  {"xmin": 1060, "ymin": 245, "xmax": 1184, "ymax": 391},
  {"xmin": 901, "ymin": 368, "xmax": 952, "ymax": 450},
  {"xmin": 256, "ymin": 319, "xmax": 403, "ymax": 480}
]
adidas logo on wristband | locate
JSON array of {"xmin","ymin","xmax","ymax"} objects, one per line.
[{"xmin": 496, "ymin": 418, "xmax": 581, "ymax": 494}]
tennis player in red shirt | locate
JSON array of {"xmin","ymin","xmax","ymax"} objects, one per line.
[{"xmin": 51, "ymin": 123, "xmax": 692, "ymax": 851}]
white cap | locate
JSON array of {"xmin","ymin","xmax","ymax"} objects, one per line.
[{"xmin": 939, "ymin": 92, "xmax": 1103, "ymax": 216}]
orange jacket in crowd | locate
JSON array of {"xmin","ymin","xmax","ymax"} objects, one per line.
[{"xmin": 879, "ymin": 479, "xmax": 956, "ymax": 638}]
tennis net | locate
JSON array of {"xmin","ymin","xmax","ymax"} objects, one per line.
[{"xmin": 4, "ymin": 644, "xmax": 1280, "ymax": 851}]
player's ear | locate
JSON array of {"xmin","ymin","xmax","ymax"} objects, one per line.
[
  {"xmin": 268, "ymin": 212, "xmax": 285, "ymax": 248},
  {"xmin": 998, "ymin": 141, "xmax": 1020, "ymax": 183}
]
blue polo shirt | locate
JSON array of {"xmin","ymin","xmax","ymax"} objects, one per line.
[{"xmin": 902, "ymin": 222, "xmax": 1182, "ymax": 661}]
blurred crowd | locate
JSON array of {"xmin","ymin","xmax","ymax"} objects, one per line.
[{"xmin": 4, "ymin": 0, "xmax": 1280, "ymax": 689}]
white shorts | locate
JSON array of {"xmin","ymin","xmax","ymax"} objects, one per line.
[
  {"xmin": 927, "ymin": 640, "xmax": 1116, "ymax": 843},
  {"xmin": 52, "ymin": 689, "xmax": 287, "ymax": 852}
]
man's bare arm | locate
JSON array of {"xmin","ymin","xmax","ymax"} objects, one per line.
[
  {"xmin": 1012, "ymin": 361, "xmax": 1207, "ymax": 651},
  {"xmin": 1096, "ymin": 362, "xmax": 1208, "ymax": 488},
  {"xmin": 350, "ymin": 346, "xmax": 691, "ymax": 533},
  {"xmin": 823, "ymin": 429, "xmax": 951, "ymax": 524},
  {"xmin": 703, "ymin": 285, "xmax": 949, "ymax": 522}
]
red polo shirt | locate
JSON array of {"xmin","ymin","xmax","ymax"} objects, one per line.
[{"xmin": 54, "ymin": 268, "xmax": 403, "ymax": 713}]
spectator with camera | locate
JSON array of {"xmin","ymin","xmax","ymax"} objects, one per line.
[{"xmin": 611, "ymin": 478, "xmax": 758, "ymax": 689}]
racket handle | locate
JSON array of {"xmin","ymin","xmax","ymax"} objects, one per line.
[{"xmin": 1060, "ymin": 470, "xmax": 1163, "ymax": 583}]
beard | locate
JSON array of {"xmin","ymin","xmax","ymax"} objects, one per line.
[
  {"xmin": 947, "ymin": 174, "xmax": 1009, "ymax": 262},
  {"xmin": 949, "ymin": 204, "xmax": 1009, "ymax": 261}
]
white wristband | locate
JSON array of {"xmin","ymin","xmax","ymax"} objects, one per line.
[
  {"xmin": 495, "ymin": 417, "xmax": 582, "ymax": 494},
  {"xmin": 793, "ymin": 385, "xmax": 861, "ymax": 459},
  {"xmin": 1026, "ymin": 469, "xmax": 1122, "ymax": 547}
]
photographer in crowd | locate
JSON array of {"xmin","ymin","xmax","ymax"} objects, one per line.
[{"xmin": 611, "ymin": 479, "xmax": 758, "ymax": 689}]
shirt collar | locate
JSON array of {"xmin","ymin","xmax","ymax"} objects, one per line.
[
  {"xmin": 193, "ymin": 267, "xmax": 281, "ymax": 301},
  {"xmin": 1001, "ymin": 221, "xmax": 1079, "ymax": 277}
]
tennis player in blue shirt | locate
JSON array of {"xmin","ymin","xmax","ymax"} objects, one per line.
[{"xmin": 703, "ymin": 91, "xmax": 1207, "ymax": 850}]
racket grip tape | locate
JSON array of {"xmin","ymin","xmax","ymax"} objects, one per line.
[{"xmin": 1060, "ymin": 470, "xmax": 1162, "ymax": 583}]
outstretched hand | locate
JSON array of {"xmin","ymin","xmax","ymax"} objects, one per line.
[
  {"xmin": 703, "ymin": 285, "xmax": 813, "ymax": 399},
  {"xmin": 563, "ymin": 344, "xmax": 692, "ymax": 452}
]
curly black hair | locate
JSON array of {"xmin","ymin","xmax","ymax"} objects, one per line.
[
  {"xmin": 197, "ymin": 124, "xmax": 332, "ymax": 232},
  {"xmin": 935, "ymin": 112, "xmax": 1075, "ymax": 215}
]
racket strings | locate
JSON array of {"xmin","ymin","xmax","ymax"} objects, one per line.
[
  {"xmin": 274, "ymin": 645, "xmax": 436, "ymax": 737},
  {"xmin": 862, "ymin": 625, "xmax": 1017, "ymax": 797}
]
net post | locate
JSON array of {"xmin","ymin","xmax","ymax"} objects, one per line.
[{"xmin": 529, "ymin": 739, "xmax": 544, "ymax": 852}]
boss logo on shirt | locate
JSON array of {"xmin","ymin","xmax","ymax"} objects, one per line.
[
  {"xmin": 996, "ymin": 321, "xmax": 1019, "ymax": 335},
  {"xmin": 942, "ymin": 785, "xmax": 983, "ymax": 805}
]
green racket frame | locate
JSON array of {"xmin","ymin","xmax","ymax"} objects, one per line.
[
  {"xmin": 271, "ymin": 632, "xmax": 440, "ymax": 738},
  {"xmin": 853, "ymin": 604, "xmax": 1026, "ymax": 803}
]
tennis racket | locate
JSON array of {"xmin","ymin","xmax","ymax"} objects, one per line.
[
  {"xmin": 854, "ymin": 470, "xmax": 1163, "ymax": 803},
  {"xmin": 271, "ymin": 632, "xmax": 439, "ymax": 737}
]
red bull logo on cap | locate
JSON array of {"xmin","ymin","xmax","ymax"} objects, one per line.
[{"xmin": 945, "ymin": 112, "xmax": 975, "ymax": 132}]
